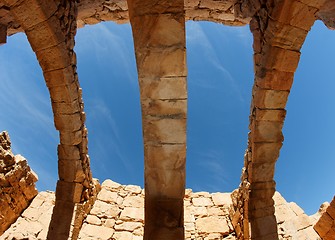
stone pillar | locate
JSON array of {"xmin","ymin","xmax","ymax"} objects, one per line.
[
  {"xmin": 231, "ymin": 0, "xmax": 325, "ymax": 239},
  {"xmin": 4, "ymin": 0, "xmax": 98, "ymax": 239},
  {"xmin": 127, "ymin": 0, "xmax": 187, "ymax": 239}
]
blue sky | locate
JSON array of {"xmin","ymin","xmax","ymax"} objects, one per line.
[{"xmin": 0, "ymin": 20, "xmax": 334, "ymax": 215}]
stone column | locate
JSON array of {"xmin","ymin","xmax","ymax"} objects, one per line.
[
  {"xmin": 231, "ymin": 0, "xmax": 325, "ymax": 239},
  {"xmin": 3, "ymin": 0, "xmax": 98, "ymax": 239},
  {"xmin": 127, "ymin": 0, "xmax": 187, "ymax": 239}
]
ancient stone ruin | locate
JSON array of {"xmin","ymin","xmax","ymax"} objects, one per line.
[{"xmin": 0, "ymin": 0, "xmax": 335, "ymax": 239}]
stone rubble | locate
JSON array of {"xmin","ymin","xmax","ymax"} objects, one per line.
[
  {"xmin": 0, "ymin": 131, "xmax": 38, "ymax": 235},
  {"xmin": 1, "ymin": 179, "xmax": 324, "ymax": 240}
]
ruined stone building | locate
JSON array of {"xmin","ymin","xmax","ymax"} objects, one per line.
[{"xmin": 0, "ymin": 0, "xmax": 335, "ymax": 239}]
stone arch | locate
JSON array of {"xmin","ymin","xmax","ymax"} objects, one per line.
[
  {"xmin": 230, "ymin": 0, "xmax": 328, "ymax": 239},
  {"xmin": 2, "ymin": 0, "xmax": 97, "ymax": 238}
]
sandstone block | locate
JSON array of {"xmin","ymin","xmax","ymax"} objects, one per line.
[
  {"xmin": 35, "ymin": 42, "xmax": 71, "ymax": 72},
  {"xmin": 54, "ymin": 113, "xmax": 82, "ymax": 132},
  {"xmin": 314, "ymin": 212, "xmax": 333, "ymax": 237},
  {"xmin": 101, "ymin": 179, "xmax": 122, "ymax": 190},
  {"xmin": 145, "ymin": 168, "xmax": 185, "ymax": 198},
  {"xmin": 192, "ymin": 197, "xmax": 213, "ymax": 207},
  {"xmin": 128, "ymin": 0, "xmax": 184, "ymax": 16},
  {"xmin": 265, "ymin": 19, "xmax": 308, "ymax": 51},
  {"xmin": 252, "ymin": 142, "xmax": 282, "ymax": 163},
  {"xmin": 98, "ymin": 188, "xmax": 119, "ymax": 203},
  {"xmin": 270, "ymin": 0, "xmax": 316, "ymax": 31},
  {"xmin": 141, "ymin": 98, "xmax": 187, "ymax": 118},
  {"xmin": 253, "ymin": 87, "xmax": 289, "ymax": 109},
  {"xmin": 10, "ymin": 0, "xmax": 57, "ymax": 29},
  {"xmin": 263, "ymin": 46, "xmax": 301, "ymax": 73},
  {"xmin": 142, "ymin": 117, "xmax": 186, "ymax": 144},
  {"xmin": 195, "ymin": 216, "xmax": 229, "ymax": 234},
  {"xmin": 255, "ymin": 69, "xmax": 294, "ymax": 91},
  {"xmin": 248, "ymin": 162, "xmax": 276, "ymax": 182},
  {"xmin": 80, "ymin": 223, "xmax": 114, "ymax": 239},
  {"xmin": 289, "ymin": 202, "xmax": 305, "ymax": 216},
  {"xmin": 55, "ymin": 180, "xmax": 83, "ymax": 203},
  {"xmin": 43, "ymin": 64, "xmax": 74, "ymax": 87},
  {"xmin": 90, "ymin": 200, "xmax": 121, "ymax": 218},
  {"xmin": 145, "ymin": 143, "xmax": 186, "ymax": 170},
  {"xmin": 125, "ymin": 185, "xmax": 142, "ymax": 194},
  {"xmin": 86, "ymin": 214, "xmax": 101, "ymax": 225},
  {"xmin": 114, "ymin": 221, "xmax": 142, "ymax": 231},
  {"xmin": 60, "ymin": 130, "xmax": 82, "ymax": 145},
  {"xmin": 211, "ymin": 193, "xmax": 231, "ymax": 208},
  {"xmin": 112, "ymin": 231, "xmax": 133, "ymax": 240},
  {"xmin": 250, "ymin": 215, "xmax": 277, "ymax": 238},
  {"xmin": 136, "ymin": 47, "xmax": 186, "ymax": 78},
  {"xmin": 48, "ymin": 81, "xmax": 79, "ymax": 103},
  {"xmin": 254, "ymin": 109, "xmax": 286, "ymax": 122},
  {"xmin": 140, "ymin": 76, "xmax": 186, "ymax": 99},
  {"xmin": 120, "ymin": 207, "xmax": 144, "ymax": 222},
  {"xmin": 252, "ymin": 120, "xmax": 284, "ymax": 143},
  {"xmin": 58, "ymin": 144, "xmax": 80, "ymax": 160},
  {"xmin": 26, "ymin": 15, "xmax": 65, "ymax": 52},
  {"xmin": 131, "ymin": 14, "xmax": 185, "ymax": 48},
  {"xmin": 122, "ymin": 195, "xmax": 144, "ymax": 208}
]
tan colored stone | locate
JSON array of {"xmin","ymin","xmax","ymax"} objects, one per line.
[
  {"xmin": 98, "ymin": 188, "xmax": 119, "ymax": 203},
  {"xmin": 289, "ymin": 202, "xmax": 305, "ymax": 216},
  {"xmin": 142, "ymin": 117, "xmax": 186, "ymax": 144},
  {"xmin": 211, "ymin": 193, "xmax": 232, "ymax": 207},
  {"xmin": 122, "ymin": 195, "xmax": 144, "ymax": 208},
  {"xmin": 114, "ymin": 221, "xmax": 142, "ymax": 231},
  {"xmin": 192, "ymin": 197, "xmax": 213, "ymax": 207},
  {"xmin": 101, "ymin": 179, "xmax": 122, "ymax": 190},
  {"xmin": 252, "ymin": 120, "xmax": 284, "ymax": 143},
  {"xmin": 86, "ymin": 214, "xmax": 101, "ymax": 225},
  {"xmin": 195, "ymin": 216, "xmax": 230, "ymax": 234},
  {"xmin": 124, "ymin": 185, "xmax": 142, "ymax": 194},
  {"xmin": 120, "ymin": 207, "xmax": 144, "ymax": 222},
  {"xmin": 90, "ymin": 200, "xmax": 120, "ymax": 218},
  {"xmin": 253, "ymin": 87, "xmax": 289, "ymax": 109},
  {"xmin": 104, "ymin": 219, "xmax": 116, "ymax": 228},
  {"xmin": 79, "ymin": 223, "xmax": 114, "ymax": 239},
  {"xmin": 112, "ymin": 231, "xmax": 133, "ymax": 240}
]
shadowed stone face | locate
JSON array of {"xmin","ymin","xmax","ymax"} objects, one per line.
[{"xmin": 0, "ymin": 0, "xmax": 334, "ymax": 239}]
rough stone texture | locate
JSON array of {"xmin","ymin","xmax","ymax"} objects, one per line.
[
  {"xmin": 229, "ymin": 0, "xmax": 328, "ymax": 239},
  {"xmin": 127, "ymin": 0, "xmax": 187, "ymax": 238},
  {"xmin": 314, "ymin": 196, "xmax": 335, "ymax": 239},
  {"xmin": 2, "ymin": 180, "xmax": 322, "ymax": 240},
  {"xmin": 1, "ymin": 0, "xmax": 335, "ymax": 239},
  {"xmin": 2, "ymin": 0, "xmax": 98, "ymax": 238},
  {"xmin": 1, "ymin": 0, "xmax": 335, "ymax": 35},
  {"xmin": 0, "ymin": 131, "xmax": 38, "ymax": 235},
  {"xmin": 0, "ymin": 0, "xmax": 248, "ymax": 37}
]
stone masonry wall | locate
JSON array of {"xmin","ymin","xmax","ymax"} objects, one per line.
[
  {"xmin": 2, "ymin": 179, "xmax": 323, "ymax": 240},
  {"xmin": 314, "ymin": 196, "xmax": 335, "ymax": 239},
  {"xmin": 0, "ymin": 131, "xmax": 38, "ymax": 235}
]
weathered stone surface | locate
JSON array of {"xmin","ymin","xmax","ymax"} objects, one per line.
[
  {"xmin": 0, "ymin": 131, "xmax": 38, "ymax": 236},
  {"xmin": 1, "ymin": 0, "xmax": 333, "ymax": 239},
  {"xmin": 195, "ymin": 216, "xmax": 230, "ymax": 234},
  {"xmin": 315, "ymin": 196, "xmax": 335, "ymax": 239},
  {"xmin": 2, "ymin": 180, "xmax": 322, "ymax": 240}
]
